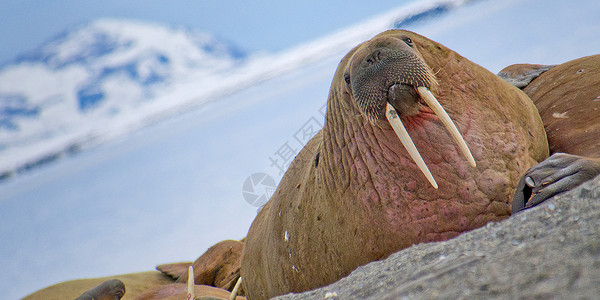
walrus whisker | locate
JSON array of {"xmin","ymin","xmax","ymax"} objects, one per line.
[
  {"xmin": 416, "ymin": 86, "xmax": 476, "ymax": 168},
  {"xmin": 187, "ymin": 266, "xmax": 195, "ymax": 300},
  {"xmin": 385, "ymin": 103, "xmax": 438, "ymax": 189}
]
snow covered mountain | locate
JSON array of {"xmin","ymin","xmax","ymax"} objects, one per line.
[{"xmin": 0, "ymin": 19, "xmax": 247, "ymax": 177}]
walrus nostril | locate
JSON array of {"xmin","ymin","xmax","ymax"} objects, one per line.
[
  {"xmin": 374, "ymin": 49, "xmax": 382, "ymax": 61},
  {"xmin": 366, "ymin": 49, "xmax": 383, "ymax": 64}
]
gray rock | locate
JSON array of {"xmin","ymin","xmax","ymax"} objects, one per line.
[{"xmin": 276, "ymin": 176, "xmax": 600, "ymax": 299}]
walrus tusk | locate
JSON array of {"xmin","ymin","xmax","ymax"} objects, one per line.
[
  {"xmin": 187, "ymin": 266, "xmax": 195, "ymax": 300},
  {"xmin": 386, "ymin": 103, "xmax": 438, "ymax": 189},
  {"xmin": 417, "ymin": 86, "xmax": 476, "ymax": 168},
  {"xmin": 230, "ymin": 276, "xmax": 243, "ymax": 300}
]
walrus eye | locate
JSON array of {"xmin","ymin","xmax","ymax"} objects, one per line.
[
  {"xmin": 344, "ymin": 73, "xmax": 351, "ymax": 85},
  {"xmin": 403, "ymin": 37, "xmax": 413, "ymax": 47}
]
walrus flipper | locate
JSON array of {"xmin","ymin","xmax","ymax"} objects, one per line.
[
  {"xmin": 512, "ymin": 153, "xmax": 600, "ymax": 213},
  {"xmin": 156, "ymin": 262, "xmax": 193, "ymax": 280},
  {"xmin": 75, "ymin": 279, "xmax": 125, "ymax": 300},
  {"xmin": 497, "ymin": 64, "xmax": 555, "ymax": 89}
]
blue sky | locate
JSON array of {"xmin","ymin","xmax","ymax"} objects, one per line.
[{"xmin": 0, "ymin": 0, "xmax": 410, "ymax": 63}]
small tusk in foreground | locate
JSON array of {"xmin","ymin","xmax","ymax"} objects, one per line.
[
  {"xmin": 386, "ymin": 103, "xmax": 438, "ymax": 189},
  {"xmin": 230, "ymin": 276, "xmax": 243, "ymax": 300},
  {"xmin": 417, "ymin": 86, "xmax": 476, "ymax": 167},
  {"xmin": 187, "ymin": 266, "xmax": 195, "ymax": 300}
]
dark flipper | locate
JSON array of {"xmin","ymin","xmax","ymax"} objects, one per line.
[
  {"xmin": 156, "ymin": 262, "xmax": 193, "ymax": 280},
  {"xmin": 512, "ymin": 153, "xmax": 600, "ymax": 214},
  {"xmin": 497, "ymin": 64, "xmax": 555, "ymax": 89},
  {"xmin": 75, "ymin": 279, "xmax": 125, "ymax": 300}
]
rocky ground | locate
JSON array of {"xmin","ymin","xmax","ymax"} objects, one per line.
[{"xmin": 276, "ymin": 176, "xmax": 600, "ymax": 300}]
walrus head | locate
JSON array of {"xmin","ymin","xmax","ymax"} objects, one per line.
[{"xmin": 342, "ymin": 33, "xmax": 475, "ymax": 188}]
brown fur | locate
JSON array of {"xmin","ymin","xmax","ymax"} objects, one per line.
[{"xmin": 241, "ymin": 30, "xmax": 548, "ymax": 299}]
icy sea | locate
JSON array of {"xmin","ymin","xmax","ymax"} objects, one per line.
[{"xmin": 1, "ymin": 0, "xmax": 600, "ymax": 299}]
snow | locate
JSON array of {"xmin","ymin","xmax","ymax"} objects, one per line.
[{"xmin": 1, "ymin": 0, "xmax": 599, "ymax": 299}]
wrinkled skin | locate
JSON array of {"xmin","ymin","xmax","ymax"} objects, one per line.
[
  {"xmin": 500, "ymin": 55, "xmax": 600, "ymax": 213},
  {"xmin": 241, "ymin": 30, "xmax": 548, "ymax": 300},
  {"xmin": 75, "ymin": 279, "xmax": 125, "ymax": 300}
]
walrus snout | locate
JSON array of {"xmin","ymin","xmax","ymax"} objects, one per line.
[
  {"xmin": 387, "ymin": 83, "xmax": 421, "ymax": 116},
  {"xmin": 348, "ymin": 37, "xmax": 437, "ymax": 121}
]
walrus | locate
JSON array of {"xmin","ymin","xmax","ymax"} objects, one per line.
[
  {"xmin": 75, "ymin": 279, "xmax": 125, "ymax": 300},
  {"xmin": 499, "ymin": 55, "xmax": 600, "ymax": 211},
  {"xmin": 240, "ymin": 29, "xmax": 549, "ymax": 299}
]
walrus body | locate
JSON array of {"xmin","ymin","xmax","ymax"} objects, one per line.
[
  {"xmin": 240, "ymin": 30, "xmax": 548, "ymax": 299},
  {"xmin": 522, "ymin": 55, "xmax": 600, "ymax": 158}
]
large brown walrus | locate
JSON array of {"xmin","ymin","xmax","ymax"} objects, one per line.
[{"xmin": 240, "ymin": 29, "xmax": 550, "ymax": 299}]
